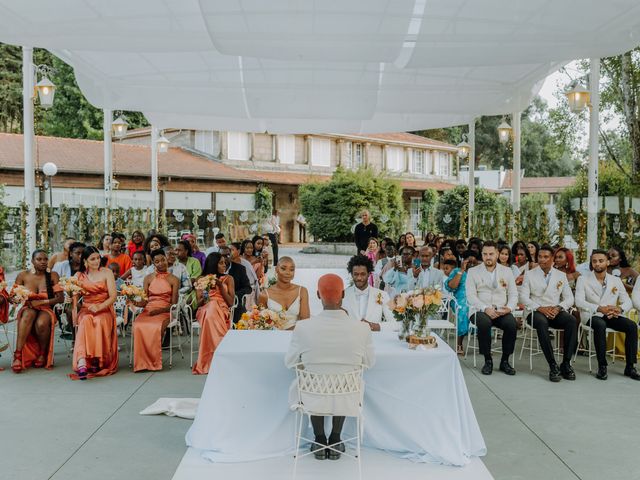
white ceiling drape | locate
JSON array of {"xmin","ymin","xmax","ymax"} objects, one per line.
[{"xmin": 0, "ymin": 0, "xmax": 638, "ymax": 133}]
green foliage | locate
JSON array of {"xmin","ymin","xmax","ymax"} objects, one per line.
[
  {"xmin": 254, "ymin": 185, "xmax": 273, "ymax": 228},
  {"xmin": 418, "ymin": 188, "xmax": 438, "ymax": 233},
  {"xmin": 0, "ymin": 185, "xmax": 8, "ymax": 253},
  {"xmin": 435, "ymin": 185, "xmax": 503, "ymax": 238},
  {"xmin": 300, "ymin": 167, "xmax": 406, "ymax": 242}
]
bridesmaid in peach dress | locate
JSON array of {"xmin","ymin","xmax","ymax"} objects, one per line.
[
  {"xmin": 132, "ymin": 249, "xmax": 179, "ymax": 372},
  {"xmin": 71, "ymin": 246, "xmax": 118, "ymax": 380},
  {"xmin": 192, "ymin": 252, "xmax": 235, "ymax": 375},
  {"xmin": 11, "ymin": 250, "xmax": 64, "ymax": 373},
  {"xmin": 0, "ymin": 266, "xmax": 10, "ymax": 369}
]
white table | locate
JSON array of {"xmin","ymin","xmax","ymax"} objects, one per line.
[{"xmin": 186, "ymin": 330, "xmax": 486, "ymax": 466}]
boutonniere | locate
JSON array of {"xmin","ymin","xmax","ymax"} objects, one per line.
[
  {"xmin": 376, "ymin": 292, "xmax": 383, "ymax": 305},
  {"xmin": 499, "ymin": 278, "xmax": 507, "ymax": 289},
  {"xmin": 556, "ymin": 281, "xmax": 563, "ymax": 290},
  {"xmin": 612, "ymin": 286, "xmax": 618, "ymax": 295}
]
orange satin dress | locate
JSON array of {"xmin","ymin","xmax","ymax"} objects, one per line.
[
  {"xmin": 192, "ymin": 281, "xmax": 231, "ymax": 375},
  {"xmin": 71, "ymin": 273, "xmax": 118, "ymax": 379},
  {"xmin": 0, "ymin": 267, "xmax": 8, "ymax": 325},
  {"xmin": 15, "ymin": 289, "xmax": 60, "ymax": 370},
  {"xmin": 133, "ymin": 272, "xmax": 172, "ymax": 372}
]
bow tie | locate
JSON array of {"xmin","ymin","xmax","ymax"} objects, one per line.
[{"xmin": 355, "ymin": 288, "xmax": 368, "ymax": 297}]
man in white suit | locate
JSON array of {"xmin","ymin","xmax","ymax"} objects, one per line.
[
  {"xmin": 633, "ymin": 280, "xmax": 640, "ymax": 316},
  {"xmin": 285, "ymin": 274, "xmax": 375, "ymax": 460},
  {"xmin": 343, "ymin": 255, "xmax": 394, "ymax": 331},
  {"xmin": 575, "ymin": 249, "xmax": 640, "ymax": 381},
  {"xmin": 466, "ymin": 241, "xmax": 519, "ymax": 376},
  {"xmin": 521, "ymin": 244, "xmax": 577, "ymax": 382},
  {"xmin": 413, "ymin": 246, "xmax": 445, "ymax": 289}
]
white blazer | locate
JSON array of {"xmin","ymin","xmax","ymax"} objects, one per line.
[
  {"xmin": 575, "ymin": 271, "xmax": 632, "ymax": 317},
  {"xmin": 520, "ymin": 266, "xmax": 574, "ymax": 311},
  {"xmin": 633, "ymin": 280, "xmax": 640, "ymax": 312},
  {"xmin": 415, "ymin": 266, "xmax": 445, "ymax": 290},
  {"xmin": 343, "ymin": 285, "xmax": 394, "ymax": 324},
  {"xmin": 465, "ymin": 263, "xmax": 519, "ymax": 313},
  {"xmin": 284, "ymin": 310, "xmax": 375, "ymax": 416}
]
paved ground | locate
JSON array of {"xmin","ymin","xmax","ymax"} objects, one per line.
[{"xmin": 2, "ymin": 247, "xmax": 639, "ymax": 480}]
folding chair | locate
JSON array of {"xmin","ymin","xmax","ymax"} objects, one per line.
[
  {"xmin": 465, "ymin": 309, "xmax": 501, "ymax": 367},
  {"xmin": 519, "ymin": 309, "xmax": 563, "ymax": 371},
  {"xmin": 291, "ymin": 364, "xmax": 365, "ymax": 480},
  {"xmin": 574, "ymin": 309, "xmax": 618, "ymax": 373},
  {"xmin": 429, "ymin": 296, "xmax": 458, "ymax": 345}
]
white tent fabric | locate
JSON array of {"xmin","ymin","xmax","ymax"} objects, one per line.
[{"xmin": 0, "ymin": 0, "xmax": 639, "ymax": 133}]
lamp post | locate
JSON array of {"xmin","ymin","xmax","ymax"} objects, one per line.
[
  {"xmin": 497, "ymin": 117, "xmax": 512, "ymax": 145},
  {"xmin": 564, "ymin": 60, "xmax": 600, "ymax": 255},
  {"xmin": 42, "ymin": 162, "xmax": 57, "ymax": 207}
]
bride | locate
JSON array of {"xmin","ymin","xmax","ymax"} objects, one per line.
[{"xmin": 258, "ymin": 256, "xmax": 310, "ymax": 329}]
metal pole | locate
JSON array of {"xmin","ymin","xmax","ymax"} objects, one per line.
[
  {"xmin": 468, "ymin": 119, "xmax": 476, "ymax": 238},
  {"xmin": 512, "ymin": 111, "xmax": 521, "ymax": 213},
  {"xmin": 587, "ymin": 59, "xmax": 600, "ymax": 255},
  {"xmin": 151, "ymin": 126, "xmax": 159, "ymax": 226},
  {"xmin": 22, "ymin": 46, "xmax": 37, "ymax": 255},
  {"xmin": 103, "ymin": 108, "xmax": 112, "ymax": 217}
]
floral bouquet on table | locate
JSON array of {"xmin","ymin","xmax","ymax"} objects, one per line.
[
  {"xmin": 8, "ymin": 285, "xmax": 31, "ymax": 305},
  {"xmin": 195, "ymin": 274, "xmax": 218, "ymax": 292},
  {"xmin": 388, "ymin": 286, "xmax": 443, "ymax": 342},
  {"xmin": 237, "ymin": 305, "xmax": 287, "ymax": 330},
  {"xmin": 120, "ymin": 284, "xmax": 147, "ymax": 303}
]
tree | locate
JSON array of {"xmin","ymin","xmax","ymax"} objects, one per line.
[
  {"xmin": 435, "ymin": 185, "xmax": 504, "ymax": 238},
  {"xmin": 299, "ymin": 168, "xmax": 406, "ymax": 242},
  {"xmin": 418, "ymin": 188, "xmax": 438, "ymax": 234}
]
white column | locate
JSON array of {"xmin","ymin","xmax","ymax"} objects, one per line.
[
  {"xmin": 587, "ymin": 58, "xmax": 600, "ymax": 254},
  {"xmin": 512, "ymin": 111, "xmax": 521, "ymax": 213},
  {"xmin": 151, "ymin": 126, "xmax": 159, "ymax": 219},
  {"xmin": 103, "ymin": 108, "xmax": 112, "ymax": 212},
  {"xmin": 468, "ymin": 120, "xmax": 476, "ymax": 238},
  {"xmin": 22, "ymin": 46, "xmax": 36, "ymax": 254}
]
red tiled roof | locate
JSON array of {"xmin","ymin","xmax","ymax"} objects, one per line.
[
  {"xmin": 501, "ymin": 170, "xmax": 575, "ymax": 193},
  {"xmin": 0, "ymin": 133, "xmax": 257, "ymax": 183},
  {"xmin": 343, "ymin": 132, "xmax": 457, "ymax": 150}
]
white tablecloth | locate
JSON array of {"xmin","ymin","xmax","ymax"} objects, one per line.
[{"xmin": 186, "ymin": 330, "xmax": 486, "ymax": 466}]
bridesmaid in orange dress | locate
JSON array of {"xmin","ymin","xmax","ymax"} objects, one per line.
[
  {"xmin": 71, "ymin": 246, "xmax": 118, "ymax": 380},
  {"xmin": 11, "ymin": 250, "xmax": 64, "ymax": 373},
  {"xmin": 193, "ymin": 252, "xmax": 235, "ymax": 375},
  {"xmin": 0, "ymin": 266, "xmax": 9, "ymax": 369},
  {"xmin": 132, "ymin": 249, "xmax": 179, "ymax": 372}
]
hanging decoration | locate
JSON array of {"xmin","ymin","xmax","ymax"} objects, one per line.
[
  {"xmin": 90, "ymin": 206, "xmax": 102, "ymax": 244},
  {"xmin": 38, "ymin": 204, "xmax": 50, "ymax": 252},
  {"xmin": 503, "ymin": 206, "xmax": 511, "ymax": 243},
  {"xmin": 58, "ymin": 204, "xmax": 70, "ymax": 240},
  {"xmin": 77, "ymin": 206, "xmax": 86, "ymax": 243},
  {"xmin": 193, "ymin": 209, "xmax": 202, "ymax": 233},
  {"xmin": 576, "ymin": 208, "xmax": 587, "ymax": 264},
  {"xmin": 159, "ymin": 208, "xmax": 168, "ymax": 235},
  {"xmin": 539, "ymin": 208, "xmax": 550, "ymax": 245},
  {"xmin": 556, "ymin": 209, "xmax": 565, "ymax": 247},
  {"xmin": 513, "ymin": 210, "xmax": 521, "ymax": 241},
  {"xmin": 626, "ymin": 208, "xmax": 634, "ymax": 254},
  {"xmin": 458, "ymin": 207, "xmax": 467, "ymax": 240},
  {"xmin": 598, "ymin": 209, "xmax": 607, "ymax": 249},
  {"xmin": 18, "ymin": 201, "xmax": 29, "ymax": 269}
]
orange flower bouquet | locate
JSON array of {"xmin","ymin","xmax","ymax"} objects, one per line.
[
  {"xmin": 120, "ymin": 284, "xmax": 147, "ymax": 303},
  {"xmin": 9, "ymin": 285, "xmax": 31, "ymax": 305},
  {"xmin": 195, "ymin": 274, "xmax": 218, "ymax": 292},
  {"xmin": 237, "ymin": 305, "xmax": 287, "ymax": 330}
]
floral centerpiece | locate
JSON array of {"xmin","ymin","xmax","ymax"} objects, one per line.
[
  {"xmin": 237, "ymin": 305, "xmax": 287, "ymax": 330},
  {"xmin": 120, "ymin": 284, "xmax": 147, "ymax": 303},
  {"xmin": 195, "ymin": 274, "xmax": 218, "ymax": 291},
  {"xmin": 388, "ymin": 286, "xmax": 443, "ymax": 343},
  {"xmin": 9, "ymin": 285, "xmax": 31, "ymax": 305}
]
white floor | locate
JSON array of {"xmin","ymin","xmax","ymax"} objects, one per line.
[{"xmin": 172, "ymin": 447, "xmax": 493, "ymax": 480}]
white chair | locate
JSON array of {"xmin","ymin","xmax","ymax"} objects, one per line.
[
  {"xmin": 574, "ymin": 309, "xmax": 618, "ymax": 373},
  {"xmin": 167, "ymin": 229, "xmax": 179, "ymax": 245},
  {"xmin": 2, "ymin": 232, "xmax": 15, "ymax": 249},
  {"xmin": 128, "ymin": 302, "xmax": 181, "ymax": 369},
  {"xmin": 190, "ymin": 295, "xmax": 236, "ymax": 368},
  {"xmin": 429, "ymin": 297, "xmax": 458, "ymax": 345},
  {"xmin": 178, "ymin": 229, "xmax": 191, "ymax": 240},
  {"xmin": 519, "ymin": 309, "xmax": 563, "ymax": 371},
  {"xmin": 196, "ymin": 229, "xmax": 205, "ymax": 246},
  {"xmin": 464, "ymin": 309, "xmax": 502, "ymax": 368},
  {"xmin": 113, "ymin": 295, "xmax": 129, "ymax": 339},
  {"xmin": 291, "ymin": 364, "xmax": 365, "ymax": 480}
]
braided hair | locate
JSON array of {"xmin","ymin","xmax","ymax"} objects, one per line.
[{"xmin": 32, "ymin": 249, "xmax": 54, "ymax": 299}]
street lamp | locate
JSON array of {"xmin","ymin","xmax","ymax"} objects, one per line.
[
  {"xmin": 564, "ymin": 83, "xmax": 590, "ymax": 113},
  {"xmin": 157, "ymin": 134, "xmax": 170, "ymax": 153},
  {"xmin": 497, "ymin": 117, "xmax": 512, "ymax": 144},
  {"xmin": 35, "ymin": 76, "xmax": 56, "ymax": 109},
  {"xmin": 42, "ymin": 161, "xmax": 58, "ymax": 206},
  {"xmin": 457, "ymin": 136, "xmax": 470, "ymax": 159},
  {"xmin": 112, "ymin": 115, "xmax": 129, "ymax": 138}
]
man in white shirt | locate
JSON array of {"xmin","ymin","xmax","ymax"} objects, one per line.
[
  {"xmin": 575, "ymin": 249, "xmax": 639, "ymax": 381},
  {"xmin": 285, "ymin": 274, "xmax": 375, "ymax": 460},
  {"xmin": 52, "ymin": 241, "xmax": 85, "ymax": 278},
  {"xmin": 465, "ymin": 241, "xmax": 518, "ymax": 376},
  {"xmin": 413, "ymin": 245, "xmax": 445, "ymax": 289},
  {"xmin": 382, "ymin": 246, "xmax": 417, "ymax": 296},
  {"xmin": 205, "ymin": 233, "xmax": 227, "ymax": 256},
  {"xmin": 343, "ymin": 255, "xmax": 394, "ymax": 331},
  {"xmin": 521, "ymin": 244, "xmax": 577, "ymax": 382}
]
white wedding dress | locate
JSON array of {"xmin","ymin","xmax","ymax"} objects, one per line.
[{"xmin": 266, "ymin": 287, "xmax": 301, "ymax": 330}]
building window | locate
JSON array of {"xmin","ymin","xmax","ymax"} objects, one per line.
[
  {"xmin": 354, "ymin": 143, "xmax": 364, "ymax": 168},
  {"xmin": 409, "ymin": 197, "xmax": 422, "ymax": 236},
  {"xmin": 343, "ymin": 141, "xmax": 353, "ymax": 169},
  {"xmin": 228, "ymin": 132, "xmax": 250, "ymax": 160},
  {"xmin": 277, "ymin": 134, "xmax": 295, "ymax": 165},
  {"xmin": 438, "ymin": 152, "xmax": 450, "ymax": 176},
  {"xmin": 412, "ymin": 149, "xmax": 424, "ymax": 174},
  {"xmin": 310, "ymin": 137, "xmax": 331, "ymax": 167},
  {"xmin": 386, "ymin": 146, "xmax": 403, "ymax": 172}
]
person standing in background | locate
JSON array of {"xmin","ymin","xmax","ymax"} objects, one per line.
[
  {"xmin": 296, "ymin": 212, "xmax": 307, "ymax": 243},
  {"xmin": 354, "ymin": 210, "xmax": 378, "ymax": 255}
]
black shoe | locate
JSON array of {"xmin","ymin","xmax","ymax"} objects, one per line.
[
  {"xmin": 624, "ymin": 366, "xmax": 640, "ymax": 381},
  {"xmin": 549, "ymin": 364, "xmax": 562, "ymax": 382},
  {"xmin": 60, "ymin": 332, "xmax": 73, "ymax": 341},
  {"xmin": 560, "ymin": 362, "xmax": 576, "ymax": 381},
  {"xmin": 595, "ymin": 366, "xmax": 608, "ymax": 380},
  {"xmin": 310, "ymin": 437, "xmax": 327, "ymax": 460},
  {"xmin": 481, "ymin": 358, "xmax": 493, "ymax": 375},
  {"xmin": 327, "ymin": 439, "xmax": 345, "ymax": 461},
  {"xmin": 499, "ymin": 360, "xmax": 516, "ymax": 376}
]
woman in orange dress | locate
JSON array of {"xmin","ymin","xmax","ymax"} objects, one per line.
[
  {"xmin": 71, "ymin": 246, "xmax": 118, "ymax": 380},
  {"xmin": 0, "ymin": 266, "xmax": 9, "ymax": 367},
  {"xmin": 11, "ymin": 250, "xmax": 64, "ymax": 373},
  {"xmin": 132, "ymin": 249, "xmax": 179, "ymax": 372},
  {"xmin": 192, "ymin": 252, "xmax": 235, "ymax": 375}
]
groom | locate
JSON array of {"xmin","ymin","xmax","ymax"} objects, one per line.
[{"xmin": 285, "ymin": 274, "xmax": 375, "ymax": 460}]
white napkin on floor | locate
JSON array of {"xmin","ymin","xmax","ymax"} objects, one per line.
[{"xmin": 139, "ymin": 398, "xmax": 200, "ymax": 419}]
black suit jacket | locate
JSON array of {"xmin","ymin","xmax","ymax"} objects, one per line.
[{"xmin": 228, "ymin": 262, "xmax": 252, "ymax": 323}]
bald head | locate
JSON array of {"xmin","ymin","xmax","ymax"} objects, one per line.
[{"xmin": 317, "ymin": 274, "xmax": 344, "ymax": 310}]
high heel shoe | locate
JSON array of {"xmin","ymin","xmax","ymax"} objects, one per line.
[
  {"xmin": 11, "ymin": 350, "xmax": 23, "ymax": 374},
  {"xmin": 34, "ymin": 355, "xmax": 46, "ymax": 368}
]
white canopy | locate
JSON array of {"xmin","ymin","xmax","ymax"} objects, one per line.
[{"xmin": 1, "ymin": 0, "xmax": 639, "ymax": 132}]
